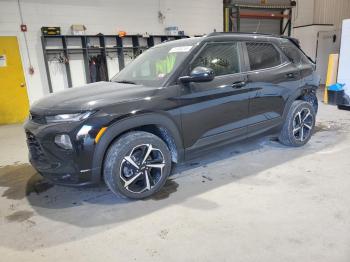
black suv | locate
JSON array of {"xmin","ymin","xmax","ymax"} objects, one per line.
[{"xmin": 25, "ymin": 33, "xmax": 319, "ymax": 199}]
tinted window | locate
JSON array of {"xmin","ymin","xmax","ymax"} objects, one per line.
[
  {"xmin": 191, "ymin": 42, "xmax": 240, "ymax": 76},
  {"xmin": 282, "ymin": 44, "xmax": 311, "ymax": 66},
  {"xmin": 246, "ymin": 42, "xmax": 281, "ymax": 71},
  {"xmin": 282, "ymin": 45, "xmax": 302, "ymax": 64}
]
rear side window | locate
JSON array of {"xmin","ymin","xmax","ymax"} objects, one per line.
[
  {"xmin": 246, "ymin": 42, "xmax": 281, "ymax": 71},
  {"xmin": 191, "ymin": 42, "xmax": 240, "ymax": 76},
  {"xmin": 282, "ymin": 44, "xmax": 311, "ymax": 66}
]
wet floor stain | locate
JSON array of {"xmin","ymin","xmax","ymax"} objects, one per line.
[
  {"xmin": 315, "ymin": 123, "xmax": 330, "ymax": 133},
  {"xmin": 5, "ymin": 210, "xmax": 34, "ymax": 223},
  {"xmin": 26, "ymin": 178, "xmax": 53, "ymax": 196},
  {"xmin": 0, "ymin": 163, "xmax": 53, "ymax": 200},
  {"xmin": 149, "ymin": 179, "xmax": 179, "ymax": 200},
  {"xmin": 314, "ymin": 122, "xmax": 341, "ymax": 133}
]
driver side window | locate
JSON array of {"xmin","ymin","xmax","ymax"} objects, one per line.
[{"xmin": 191, "ymin": 42, "xmax": 241, "ymax": 77}]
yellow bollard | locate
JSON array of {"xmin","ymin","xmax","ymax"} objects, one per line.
[{"xmin": 324, "ymin": 54, "xmax": 339, "ymax": 104}]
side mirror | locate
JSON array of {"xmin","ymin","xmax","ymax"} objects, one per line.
[{"xmin": 179, "ymin": 66, "xmax": 215, "ymax": 83}]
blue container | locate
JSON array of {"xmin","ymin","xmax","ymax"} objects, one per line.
[
  {"xmin": 328, "ymin": 83, "xmax": 345, "ymax": 105},
  {"xmin": 328, "ymin": 83, "xmax": 345, "ymax": 91}
]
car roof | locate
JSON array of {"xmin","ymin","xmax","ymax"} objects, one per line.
[
  {"xmin": 204, "ymin": 32, "xmax": 287, "ymax": 42},
  {"xmin": 154, "ymin": 32, "xmax": 298, "ymax": 49}
]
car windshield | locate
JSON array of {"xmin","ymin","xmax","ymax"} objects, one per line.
[{"xmin": 111, "ymin": 38, "xmax": 201, "ymax": 87}]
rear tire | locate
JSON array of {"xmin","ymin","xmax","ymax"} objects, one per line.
[
  {"xmin": 302, "ymin": 93, "xmax": 318, "ymax": 114},
  {"xmin": 279, "ymin": 100, "xmax": 316, "ymax": 147},
  {"xmin": 103, "ymin": 131, "xmax": 172, "ymax": 199}
]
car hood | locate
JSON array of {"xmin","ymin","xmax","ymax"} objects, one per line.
[{"xmin": 30, "ymin": 82, "xmax": 159, "ymax": 115}]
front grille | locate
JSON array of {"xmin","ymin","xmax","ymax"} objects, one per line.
[
  {"xmin": 29, "ymin": 113, "xmax": 46, "ymax": 124},
  {"xmin": 26, "ymin": 131, "xmax": 46, "ymax": 161}
]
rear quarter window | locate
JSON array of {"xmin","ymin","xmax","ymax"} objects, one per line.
[
  {"xmin": 282, "ymin": 44, "xmax": 312, "ymax": 66},
  {"xmin": 246, "ymin": 42, "xmax": 282, "ymax": 71}
]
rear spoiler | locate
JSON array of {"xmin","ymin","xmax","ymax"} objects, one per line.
[{"xmin": 280, "ymin": 35, "xmax": 301, "ymax": 47}]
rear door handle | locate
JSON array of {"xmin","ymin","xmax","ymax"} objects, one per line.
[{"xmin": 232, "ymin": 81, "xmax": 246, "ymax": 88}]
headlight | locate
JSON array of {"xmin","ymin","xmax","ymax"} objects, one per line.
[{"xmin": 45, "ymin": 111, "xmax": 93, "ymax": 123}]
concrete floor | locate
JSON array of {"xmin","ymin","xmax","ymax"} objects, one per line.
[{"xmin": 1, "ymin": 100, "xmax": 350, "ymax": 262}]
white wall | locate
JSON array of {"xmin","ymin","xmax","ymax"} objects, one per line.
[
  {"xmin": 293, "ymin": 25, "xmax": 335, "ymax": 61},
  {"xmin": 338, "ymin": 19, "xmax": 350, "ymax": 96},
  {"xmin": 0, "ymin": 0, "xmax": 222, "ymax": 104},
  {"xmin": 293, "ymin": 0, "xmax": 315, "ymax": 27},
  {"xmin": 315, "ymin": 30, "xmax": 341, "ymax": 84}
]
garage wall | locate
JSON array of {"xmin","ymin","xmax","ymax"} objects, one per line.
[
  {"xmin": 0, "ymin": 0, "xmax": 222, "ymax": 104},
  {"xmin": 292, "ymin": 25, "xmax": 334, "ymax": 61},
  {"xmin": 314, "ymin": 0, "xmax": 350, "ymax": 30},
  {"xmin": 292, "ymin": 0, "xmax": 350, "ymax": 29}
]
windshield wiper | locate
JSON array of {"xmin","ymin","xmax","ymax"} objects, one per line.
[{"xmin": 115, "ymin": 80, "xmax": 137, "ymax": 85}]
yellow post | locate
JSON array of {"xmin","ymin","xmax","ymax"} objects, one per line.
[
  {"xmin": 324, "ymin": 54, "xmax": 339, "ymax": 104},
  {"xmin": 224, "ymin": 8, "xmax": 230, "ymax": 32}
]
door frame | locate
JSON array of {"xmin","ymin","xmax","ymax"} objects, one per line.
[
  {"xmin": 0, "ymin": 35, "xmax": 30, "ymax": 123},
  {"xmin": 240, "ymin": 40, "xmax": 299, "ymax": 137}
]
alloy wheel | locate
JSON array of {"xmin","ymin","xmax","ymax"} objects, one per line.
[
  {"xmin": 119, "ymin": 144, "xmax": 165, "ymax": 194},
  {"xmin": 292, "ymin": 108, "xmax": 314, "ymax": 142}
]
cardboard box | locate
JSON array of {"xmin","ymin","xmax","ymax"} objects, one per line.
[{"xmin": 71, "ymin": 25, "xmax": 86, "ymax": 35}]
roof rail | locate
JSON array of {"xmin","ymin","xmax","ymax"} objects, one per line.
[
  {"xmin": 206, "ymin": 32, "xmax": 300, "ymax": 45},
  {"xmin": 206, "ymin": 32, "xmax": 275, "ymax": 37}
]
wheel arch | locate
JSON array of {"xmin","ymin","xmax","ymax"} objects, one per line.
[
  {"xmin": 282, "ymin": 85, "xmax": 318, "ymax": 121},
  {"xmin": 91, "ymin": 113, "xmax": 184, "ymax": 183}
]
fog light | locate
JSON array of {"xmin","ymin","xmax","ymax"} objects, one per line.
[{"xmin": 54, "ymin": 134, "xmax": 73, "ymax": 150}]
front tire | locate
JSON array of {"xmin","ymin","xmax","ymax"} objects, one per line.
[
  {"xmin": 103, "ymin": 131, "xmax": 172, "ymax": 199},
  {"xmin": 279, "ymin": 100, "xmax": 316, "ymax": 147}
]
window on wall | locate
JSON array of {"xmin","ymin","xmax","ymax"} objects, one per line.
[
  {"xmin": 191, "ymin": 42, "xmax": 240, "ymax": 76},
  {"xmin": 246, "ymin": 42, "xmax": 281, "ymax": 71}
]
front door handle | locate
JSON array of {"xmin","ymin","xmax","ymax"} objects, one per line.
[{"xmin": 232, "ymin": 81, "xmax": 246, "ymax": 88}]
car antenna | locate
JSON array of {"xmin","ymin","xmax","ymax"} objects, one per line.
[{"xmin": 255, "ymin": 20, "xmax": 261, "ymax": 33}]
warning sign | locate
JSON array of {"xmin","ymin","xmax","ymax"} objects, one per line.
[{"xmin": 0, "ymin": 55, "xmax": 7, "ymax": 67}]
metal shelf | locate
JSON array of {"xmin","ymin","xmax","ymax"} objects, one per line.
[
  {"xmin": 224, "ymin": 3, "xmax": 294, "ymax": 36},
  {"xmin": 41, "ymin": 34, "xmax": 188, "ymax": 93}
]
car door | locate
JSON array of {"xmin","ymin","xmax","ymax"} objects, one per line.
[
  {"xmin": 243, "ymin": 41, "xmax": 302, "ymax": 136},
  {"xmin": 178, "ymin": 41, "xmax": 256, "ymax": 153}
]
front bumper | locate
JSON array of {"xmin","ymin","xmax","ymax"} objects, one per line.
[{"xmin": 24, "ymin": 119, "xmax": 101, "ymax": 186}]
